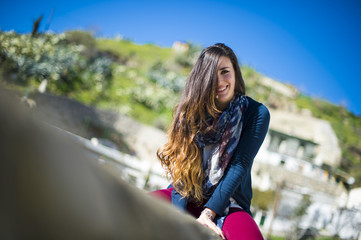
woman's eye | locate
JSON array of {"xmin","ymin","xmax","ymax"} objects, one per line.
[{"xmin": 221, "ymin": 70, "xmax": 229, "ymax": 75}]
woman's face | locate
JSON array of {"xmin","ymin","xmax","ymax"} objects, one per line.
[{"xmin": 215, "ymin": 56, "xmax": 236, "ymax": 111}]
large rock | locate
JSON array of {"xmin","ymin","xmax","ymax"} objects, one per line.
[{"xmin": 0, "ymin": 90, "xmax": 219, "ymax": 240}]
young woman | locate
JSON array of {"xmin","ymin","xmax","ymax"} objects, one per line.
[{"xmin": 151, "ymin": 43, "xmax": 270, "ymax": 240}]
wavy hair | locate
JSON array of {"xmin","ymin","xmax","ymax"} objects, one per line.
[{"xmin": 157, "ymin": 43, "xmax": 246, "ymax": 203}]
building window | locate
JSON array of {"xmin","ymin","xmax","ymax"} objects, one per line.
[{"xmin": 267, "ymin": 130, "xmax": 316, "ymax": 162}]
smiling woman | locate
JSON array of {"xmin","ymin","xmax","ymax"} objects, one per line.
[{"xmin": 150, "ymin": 43, "xmax": 270, "ymax": 240}]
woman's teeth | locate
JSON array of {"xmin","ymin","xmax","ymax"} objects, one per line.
[{"xmin": 217, "ymin": 86, "xmax": 227, "ymax": 93}]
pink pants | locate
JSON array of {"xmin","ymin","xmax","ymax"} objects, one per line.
[{"xmin": 150, "ymin": 188, "xmax": 264, "ymax": 240}]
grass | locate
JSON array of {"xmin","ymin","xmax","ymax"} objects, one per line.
[{"xmin": 96, "ymin": 38, "xmax": 172, "ymax": 68}]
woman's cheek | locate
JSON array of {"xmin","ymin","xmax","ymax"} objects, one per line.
[{"xmin": 224, "ymin": 73, "xmax": 232, "ymax": 80}]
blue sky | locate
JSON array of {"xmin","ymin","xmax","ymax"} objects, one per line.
[{"xmin": 1, "ymin": 0, "xmax": 360, "ymax": 115}]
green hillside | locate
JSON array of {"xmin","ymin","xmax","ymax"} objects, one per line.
[{"xmin": 1, "ymin": 30, "xmax": 360, "ymax": 187}]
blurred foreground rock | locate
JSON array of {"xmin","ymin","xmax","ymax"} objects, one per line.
[
  {"xmin": 0, "ymin": 90, "xmax": 219, "ymax": 239},
  {"xmin": 30, "ymin": 92, "xmax": 167, "ymax": 164}
]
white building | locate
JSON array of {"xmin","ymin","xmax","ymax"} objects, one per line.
[{"xmin": 252, "ymin": 108, "xmax": 359, "ymax": 238}]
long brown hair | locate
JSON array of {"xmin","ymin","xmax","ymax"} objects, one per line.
[{"xmin": 157, "ymin": 43, "xmax": 245, "ymax": 203}]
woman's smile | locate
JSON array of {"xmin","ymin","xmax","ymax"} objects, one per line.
[{"xmin": 217, "ymin": 85, "xmax": 228, "ymax": 93}]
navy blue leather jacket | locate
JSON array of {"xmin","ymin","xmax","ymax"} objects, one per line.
[{"xmin": 171, "ymin": 96, "xmax": 270, "ymax": 217}]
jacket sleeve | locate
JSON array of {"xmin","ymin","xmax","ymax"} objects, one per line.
[{"xmin": 204, "ymin": 103, "xmax": 270, "ymax": 216}]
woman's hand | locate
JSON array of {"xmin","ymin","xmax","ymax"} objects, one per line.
[{"xmin": 196, "ymin": 208, "xmax": 226, "ymax": 240}]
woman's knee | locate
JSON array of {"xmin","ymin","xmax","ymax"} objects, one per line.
[{"xmin": 222, "ymin": 210, "xmax": 264, "ymax": 240}]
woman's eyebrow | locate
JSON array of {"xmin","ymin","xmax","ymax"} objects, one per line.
[{"xmin": 218, "ymin": 66, "xmax": 230, "ymax": 70}]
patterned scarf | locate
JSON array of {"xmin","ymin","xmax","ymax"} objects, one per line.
[{"xmin": 195, "ymin": 94, "xmax": 248, "ymax": 196}]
